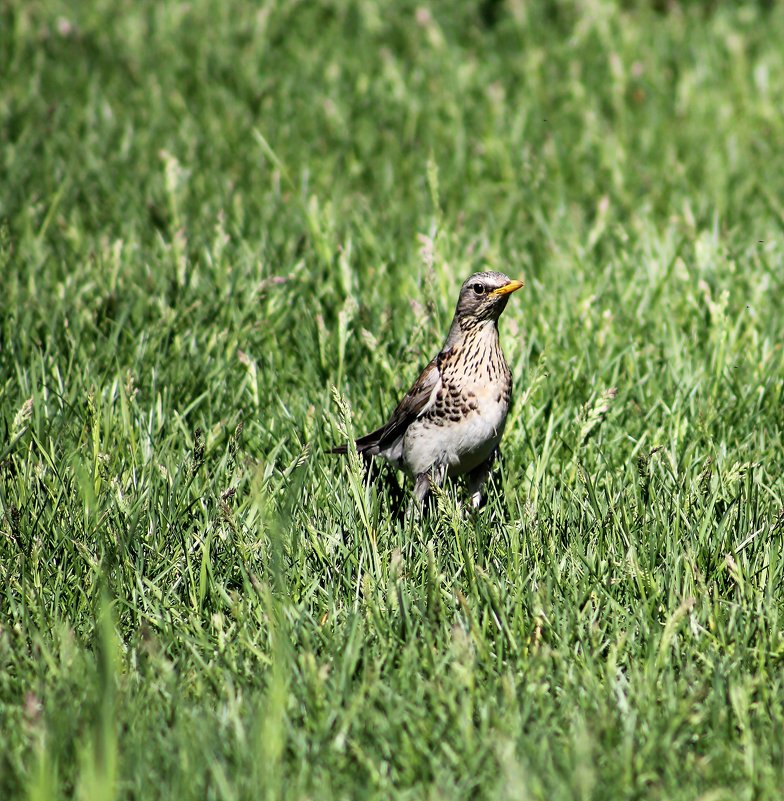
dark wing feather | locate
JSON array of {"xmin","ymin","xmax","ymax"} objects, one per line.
[{"xmin": 331, "ymin": 358, "xmax": 442, "ymax": 455}]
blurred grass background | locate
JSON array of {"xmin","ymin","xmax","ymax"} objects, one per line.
[{"xmin": 2, "ymin": 1, "xmax": 784, "ymax": 798}]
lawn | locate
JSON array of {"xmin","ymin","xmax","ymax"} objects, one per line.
[{"xmin": 2, "ymin": 1, "xmax": 784, "ymax": 798}]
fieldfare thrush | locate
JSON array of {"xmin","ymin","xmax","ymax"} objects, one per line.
[{"xmin": 333, "ymin": 271, "xmax": 524, "ymax": 508}]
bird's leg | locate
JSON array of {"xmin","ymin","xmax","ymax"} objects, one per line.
[
  {"xmin": 413, "ymin": 472, "xmax": 431, "ymax": 507},
  {"xmin": 413, "ymin": 459, "xmax": 448, "ymax": 510},
  {"xmin": 466, "ymin": 448, "xmax": 498, "ymax": 510}
]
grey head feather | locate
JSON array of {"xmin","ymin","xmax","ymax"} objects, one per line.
[{"xmin": 444, "ymin": 271, "xmax": 515, "ymax": 348}]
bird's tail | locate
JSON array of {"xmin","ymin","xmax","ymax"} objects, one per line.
[{"xmin": 330, "ymin": 426, "xmax": 386, "ymax": 455}]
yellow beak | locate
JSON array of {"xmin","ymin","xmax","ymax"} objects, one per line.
[{"xmin": 490, "ymin": 279, "xmax": 525, "ymax": 297}]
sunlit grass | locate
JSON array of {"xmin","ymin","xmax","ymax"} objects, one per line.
[{"xmin": 2, "ymin": 1, "xmax": 784, "ymax": 799}]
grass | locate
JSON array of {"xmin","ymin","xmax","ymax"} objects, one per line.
[{"xmin": 2, "ymin": 0, "xmax": 784, "ymax": 798}]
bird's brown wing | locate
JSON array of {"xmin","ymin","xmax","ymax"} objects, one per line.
[{"xmin": 331, "ymin": 358, "xmax": 442, "ymax": 455}]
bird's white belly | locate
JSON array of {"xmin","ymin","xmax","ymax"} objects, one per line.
[{"xmin": 402, "ymin": 392, "xmax": 508, "ymax": 477}]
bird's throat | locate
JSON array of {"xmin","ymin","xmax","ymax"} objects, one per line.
[{"xmin": 445, "ymin": 315, "xmax": 498, "ymax": 348}]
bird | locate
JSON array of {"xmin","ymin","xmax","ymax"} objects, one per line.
[{"xmin": 332, "ymin": 271, "xmax": 524, "ymax": 509}]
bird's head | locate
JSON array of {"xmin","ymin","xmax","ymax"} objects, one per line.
[{"xmin": 453, "ymin": 271, "xmax": 524, "ymax": 328}]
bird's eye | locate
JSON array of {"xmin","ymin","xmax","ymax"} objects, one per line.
[{"xmin": 472, "ymin": 283, "xmax": 485, "ymax": 295}]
